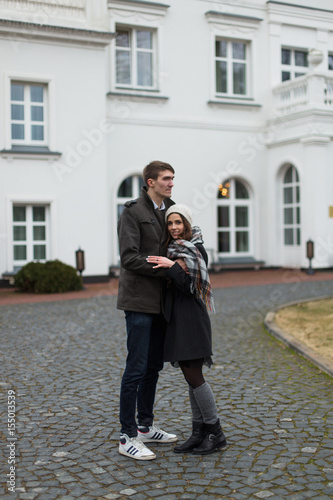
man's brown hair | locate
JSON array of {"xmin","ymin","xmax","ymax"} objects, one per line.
[{"xmin": 143, "ymin": 160, "xmax": 174, "ymax": 187}]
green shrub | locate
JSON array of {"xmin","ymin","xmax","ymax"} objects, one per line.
[{"xmin": 15, "ymin": 260, "xmax": 83, "ymax": 294}]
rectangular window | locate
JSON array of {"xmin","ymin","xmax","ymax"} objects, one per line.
[
  {"xmin": 218, "ymin": 232, "xmax": 230, "ymax": 253},
  {"xmin": 11, "ymin": 82, "xmax": 47, "ymax": 145},
  {"xmin": 281, "ymin": 48, "xmax": 308, "ymax": 82},
  {"xmin": 236, "ymin": 231, "xmax": 249, "ymax": 252},
  {"xmin": 13, "ymin": 204, "xmax": 49, "ymax": 269},
  {"xmin": 284, "ymin": 228, "xmax": 294, "ymax": 245},
  {"xmin": 235, "ymin": 206, "xmax": 248, "ymax": 227},
  {"xmin": 215, "ymin": 39, "xmax": 248, "ymax": 96},
  {"xmin": 282, "ymin": 166, "xmax": 301, "ymax": 247},
  {"xmin": 329, "ymin": 54, "xmax": 333, "ymax": 71},
  {"xmin": 116, "ymin": 27, "xmax": 155, "ymax": 89},
  {"xmin": 217, "ymin": 206, "xmax": 229, "ymax": 227}
]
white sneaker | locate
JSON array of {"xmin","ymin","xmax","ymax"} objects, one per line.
[
  {"xmin": 137, "ymin": 424, "xmax": 178, "ymax": 443},
  {"xmin": 119, "ymin": 434, "xmax": 156, "ymax": 460}
]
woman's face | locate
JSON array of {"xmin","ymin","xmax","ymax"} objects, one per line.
[{"xmin": 167, "ymin": 213, "xmax": 185, "ymax": 239}]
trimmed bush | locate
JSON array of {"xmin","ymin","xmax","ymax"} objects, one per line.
[{"xmin": 15, "ymin": 259, "xmax": 83, "ymax": 294}]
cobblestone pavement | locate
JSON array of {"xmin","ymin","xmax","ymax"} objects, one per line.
[{"xmin": 1, "ymin": 279, "xmax": 333, "ymax": 500}]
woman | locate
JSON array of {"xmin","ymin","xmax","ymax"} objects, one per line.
[{"xmin": 147, "ymin": 204, "xmax": 227, "ymax": 455}]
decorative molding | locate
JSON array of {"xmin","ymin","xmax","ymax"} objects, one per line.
[
  {"xmin": 208, "ymin": 23, "xmax": 259, "ymax": 37},
  {"xmin": 268, "ymin": 107, "xmax": 333, "ymax": 128},
  {"xmin": 266, "ymin": 0, "xmax": 333, "ymax": 25},
  {"xmin": 266, "ymin": 134, "xmax": 331, "ymax": 149},
  {"xmin": 300, "ymin": 135, "xmax": 331, "ymax": 146},
  {"xmin": 266, "ymin": 1, "xmax": 333, "ymax": 15},
  {"xmin": 109, "ymin": 0, "xmax": 169, "ymax": 9},
  {"xmin": 1, "ymin": 0, "xmax": 85, "ymax": 7},
  {"xmin": 0, "ymin": 146, "xmax": 62, "ymax": 160},
  {"xmin": 0, "ymin": 18, "xmax": 115, "ymax": 46},
  {"xmin": 107, "ymin": 116, "xmax": 263, "ymax": 134},
  {"xmin": 107, "ymin": 91, "xmax": 169, "ymax": 102},
  {"xmin": 208, "ymin": 99, "xmax": 261, "ymax": 108},
  {"xmin": 110, "ymin": 9, "xmax": 166, "ymax": 23},
  {"xmin": 205, "ymin": 10, "xmax": 262, "ymax": 34},
  {"xmin": 108, "ymin": 0, "xmax": 169, "ymax": 18},
  {"xmin": 265, "ymin": 136, "xmax": 304, "ymax": 148},
  {"xmin": 0, "ymin": 0, "xmax": 86, "ymax": 19},
  {"xmin": 206, "ymin": 11, "xmax": 263, "ymax": 23}
]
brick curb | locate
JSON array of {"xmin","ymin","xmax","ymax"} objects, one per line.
[{"xmin": 264, "ymin": 295, "xmax": 333, "ymax": 378}]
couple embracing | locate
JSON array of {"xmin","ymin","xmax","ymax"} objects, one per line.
[{"xmin": 116, "ymin": 161, "xmax": 227, "ymax": 460}]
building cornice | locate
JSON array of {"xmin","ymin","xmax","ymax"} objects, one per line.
[
  {"xmin": 205, "ymin": 11, "xmax": 263, "ymax": 23},
  {"xmin": 266, "ymin": 134, "xmax": 331, "ymax": 149},
  {"xmin": 0, "ymin": 18, "xmax": 115, "ymax": 46},
  {"xmin": 266, "ymin": 1, "xmax": 333, "ymax": 15},
  {"xmin": 108, "ymin": 0, "xmax": 170, "ymax": 12}
]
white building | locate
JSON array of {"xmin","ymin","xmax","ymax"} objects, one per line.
[{"xmin": 1, "ymin": 0, "xmax": 333, "ymax": 285}]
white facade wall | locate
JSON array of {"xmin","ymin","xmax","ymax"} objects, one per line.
[
  {"xmin": 0, "ymin": 0, "xmax": 112, "ymax": 277},
  {"xmin": 1, "ymin": 0, "xmax": 333, "ymax": 282}
]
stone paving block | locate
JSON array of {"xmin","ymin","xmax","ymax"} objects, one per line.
[{"xmin": 2, "ymin": 281, "xmax": 333, "ymax": 499}]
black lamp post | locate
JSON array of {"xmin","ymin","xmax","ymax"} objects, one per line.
[
  {"xmin": 75, "ymin": 248, "xmax": 85, "ymax": 277},
  {"xmin": 306, "ymin": 239, "xmax": 315, "ymax": 275}
]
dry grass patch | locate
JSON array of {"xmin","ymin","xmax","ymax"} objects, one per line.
[{"xmin": 275, "ymin": 298, "xmax": 333, "ymax": 363}]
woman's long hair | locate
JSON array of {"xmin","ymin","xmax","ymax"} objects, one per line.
[{"xmin": 164, "ymin": 212, "xmax": 192, "ymax": 246}]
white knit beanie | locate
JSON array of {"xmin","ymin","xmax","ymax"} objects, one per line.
[{"xmin": 165, "ymin": 204, "xmax": 193, "ymax": 226}]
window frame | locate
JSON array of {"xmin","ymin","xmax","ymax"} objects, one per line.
[
  {"xmin": 114, "ymin": 25, "xmax": 157, "ymax": 91},
  {"xmin": 116, "ymin": 174, "xmax": 144, "ymax": 219},
  {"xmin": 281, "ymin": 47, "xmax": 309, "ymax": 82},
  {"xmin": 282, "ymin": 165, "xmax": 301, "ymax": 247},
  {"xmin": 215, "ymin": 38, "xmax": 250, "ymax": 98},
  {"xmin": 10, "ymin": 81, "xmax": 48, "ymax": 147},
  {"xmin": 329, "ymin": 53, "xmax": 333, "ymax": 72},
  {"xmin": 206, "ymin": 10, "xmax": 261, "ymax": 105},
  {"xmin": 4, "ymin": 72, "xmax": 55, "ymax": 151},
  {"xmin": 11, "ymin": 204, "xmax": 50, "ymax": 271},
  {"xmin": 6, "ymin": 197, "xmax": 56, "ymax": 273},
  {"xmin": 216, "ymin": 178, "xmax": 253, "ymax": 257}
]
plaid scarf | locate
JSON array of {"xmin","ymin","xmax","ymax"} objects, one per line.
[{"xmin": 167, "ymin": 226, "xmax": 215, "ymax": 312}]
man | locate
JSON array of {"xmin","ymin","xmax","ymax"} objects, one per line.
[{"xmin": 117, "ymin": 160, "xmax": 178, "ymax": 460}]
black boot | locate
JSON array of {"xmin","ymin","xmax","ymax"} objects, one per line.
[
  {"xmin": 173, "ymin": 421, "xmax": 206, "ymax": 454},
  {"xmin": 192, "ymin": 419, "xmax": 227, "ymax": 455}
]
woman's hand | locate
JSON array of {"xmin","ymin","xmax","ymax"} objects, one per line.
[{"xmin": 146, "ymin": 256, "xmax": 175, "ymax": 269}]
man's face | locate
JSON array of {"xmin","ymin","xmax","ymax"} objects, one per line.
[{"xmin": 148, "ymin": 170, "xmax": 174, "ymax": 199}]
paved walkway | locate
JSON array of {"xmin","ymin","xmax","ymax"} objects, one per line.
[
  {"xmin": 1, "ymin": 268, "xmax": 333, "ymax": 305},
  {"xmin": 1, "ymin": 272, "xmax": 333, "ymax": 499}
]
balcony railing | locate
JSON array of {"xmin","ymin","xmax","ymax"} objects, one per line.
[{"xmin": 272, "ymin": 73, "xmax": 333, "ymax": 116}]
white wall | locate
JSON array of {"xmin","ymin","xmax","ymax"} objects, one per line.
[
  {"xmin": 1, "ymin": 33, "xmax": 111, "ymax": 275},
  {"xmin": 1, "ymin": 0, "xmax": 333, "ymax": 278}
]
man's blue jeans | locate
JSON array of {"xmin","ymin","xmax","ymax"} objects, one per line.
[{"xmin": 119, "ymin": 311, "xmax": 166, "ymax": 437}]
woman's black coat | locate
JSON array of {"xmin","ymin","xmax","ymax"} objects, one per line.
[{"xmin": 164, "ymin": 243, "xmax": 213, "ymax": 363}]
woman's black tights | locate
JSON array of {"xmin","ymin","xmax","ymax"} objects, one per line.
[{"xmin": 179, "ymin": 358, "xmax": 205, "ymax": 389}]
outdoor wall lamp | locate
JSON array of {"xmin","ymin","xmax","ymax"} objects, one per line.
[
  {"xmin": 75, "ymin": 248, "xmax": 85, "ymax": 276},
  {"xmin": 306, "ymin": 239, "xmax": 315, "ymax": 275}
]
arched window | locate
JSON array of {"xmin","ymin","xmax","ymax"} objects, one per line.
[
  {"xmin": 217, "ymin": 178, "xmax": 251, "ymax": 255},
  {"xmin": 116, "ymin": 174, "xmax": 144, "ymax": 218},
  {"xmin": 282, "ymin": 165, "xmax": 301, "ymax": 246}
]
